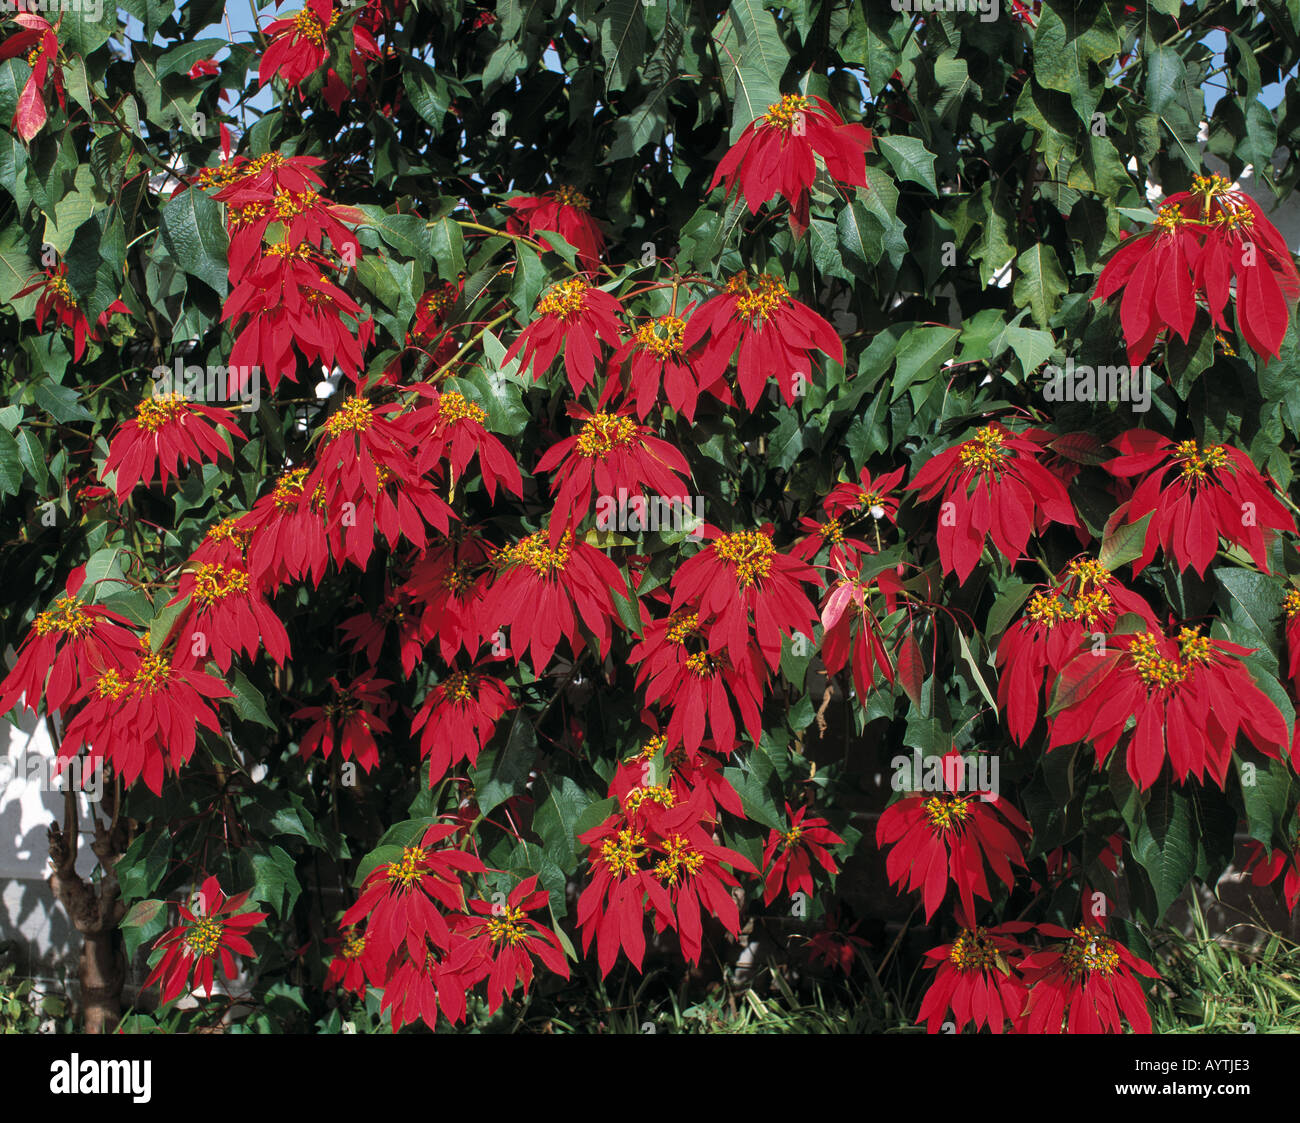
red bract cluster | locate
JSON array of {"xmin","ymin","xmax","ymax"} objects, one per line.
[
  {"xmin": 103, "ymin": 394, "xmax": 245, "ymax": 498},
  {"xmin": 504, "ymin": 277, "xmax": 624, "ymax": 395},
  {"xmin": 1048, "ymin": 623, "xmax": 1289, "ymax": 789},
  {"xmin": 1093, "ymin": 173, "xmax": 1300, "ymax": 362},
  {"xmin": 504, "ymin": 186, "xmax": 606, "ymax": 273},
  {"xmin": 711, "ymin": 93, "xmax": 873, "ymax": 236},
  {"xmin": 908, "ymin": 423, "xmax": 1077, "ymax": 583},
  {"xmin": 876, "ymin": 750, "xmax": 1030, "ymax": 921},
  {"xmin": 684, "ymin": 272, "xmax": 843, "ymax": 409},
  {"xmin": 0, "ymin": 12, "xmax": 62, "ymax": 140},
  {"xmin": 918, "ymin": 920, "xmax": 1159, "ymax": 1034},
  {"xmin": 203, "ymin": 153, "xmax": 372, "ymax": 387},
  {"xmin": 1103, "ymin": 429, "xmax": 1295, "ymax": 575},
  {"xmin": 13, "ymin": 263, "xmax": 128, "ymax": 361},
  {"xmin": 577, "ymin": 769, "xmax": 755, "ymax": 973},
  {"xmin": 996, "ymin": 557, "xmax": 1155, "ymax": 745},
  {"xmin": 143, "ymin": 876, "xmax": 268, "ymax": 1004}
]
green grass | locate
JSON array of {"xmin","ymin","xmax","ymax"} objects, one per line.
[{"xmin": 1145, "ymin": 898, "xmax": 1300, "ymax": 1034}]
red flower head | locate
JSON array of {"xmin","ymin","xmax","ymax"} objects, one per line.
[
  {"xmin": 402, "ymin": 533, "xmax": 492, "ymax": 663},
  {"xmin": 761, "ymin": 802, "xmax": 843, "ymax": 906},
  {"xmin": 411, "ymin": 387, "xmax": 523, "ymax": 501},
  {"xmin": 259, "ymin": 0, "xmax": 339, "ymax": 88},
  {"xmin": 630, "ymin": 604, "xmax": 767, "ymax": 757},
  {"xmin": 410, "ymin": 665, "xmax": 514, "ymax": 784},
  {"xmin": 412, "ymin": 281, "xmax": 460, "ymax": 341},
  {"xmin": 0, "ymin": 570, "xmax": 139, "ymax": 718},
  {"xmin": 805, "ymin": 908, "xmax": 871, "ymax": 975},
  {"xmin": 323, "ymin": 925, "xmax": 383, "ymax": 998},
  {"xmin": 0, "ymin": 13, "xmax": 64, "ymax": 141},
  {"xmin": 602, "ymin": 310, "xmax": 733, "ymax": 422},
  {"xmin": 503, "ymin": 277, "xmax": 624, "ymax": 396},
  {"xmin": 710, "ymin": 93, "xmax": 872, "ymax": 236},
  {"xmin": 456, "ymin": 875, "xmax": 570, "ymax": 1013},
  {"xmin": 1103, "ymin": 430, "xmax": 1295, "ymax": 576},
  {"xmin": 213, "ymin": 153, "xmax": 364, "ymax": 276},
  {"xmin": 818, "ymin": 559, "xmax": 906, "ymax": 703},
  {"xmin": 823, "ymin": 465, "xmax": 907, "ymax": 524},
  {"xmin": 170, "ymin": 557, "xmax": 290, "ymax": 672},
  {"xmin": 477, "ymin": 527, "xmax": 623, "ymax": 675},
  {"xmin": 1019, "ymin": 922, "xmax": 1160, "ymax": 1034},
  {"xmin": 535, "ymin": 404, "xmax": 692, "ymax": 546},
  {"xmin": 188, "ymin": 58, "xmax": 220, "ymax": 79},
  {"xmin": 1048, "ymin": 623, "xmax": 1290, "ymax": 790},
  {"xmin": 575, "ymin": 814, "xmax": 665, "ymax": 976},
  {"xmin": 1093, "ymin": 172, "xmax": 1300, "ymax": 363},
  {"xmin": 142, "ymin": 876, "xmax": 268, "ymax": 1005},
  {"xmin": 917, "ymin": 921, "xmax": 1034, "ymax": 1034},
  {"xmin": 342, "ymin": 822, "xmax": 487, "ymax": 963},
  {"xmin": 670, "ymin": 524, "xmax": 821, "ymax": 673},
  {"xmin": 504, "ymin": 186, "xmax": 606, "ymax": 273},
  {"xmin": 1285, "ymin": 589, "xmax": 1300, "ymax": 691},
  {"xmin": 995, "ymin": 557, "xmax": 1155, "ymax": 745},
  {"xmin": 59, "ymin": 641, "xmax": 233, "ymax": 795},
  {"xmin": 291, "ymin": 670, "xmax": 393, "ymax": 773},
  {"xmin": 243, "ymin": 466, "xmax": 331, "ymax": 591},
  {"xmin": 305, "ymin": 396, "xmax": 455, "ymax": 570},
  {"xmin": 338, "ymin": 585, "xmax": 423, "ymax": 678},
  {"xmin": 223, "ymin": 240, "xmax": 374, "ymax": 390},
  {"xmin": 907, "ymin": 423, "xmax": 1078, "ymax": 584},
  {"xmin": 876, "ymin": 750, "xmax": 1030, "ymax": 921},
  {"xmin": 684, "ymin": 272, "xmax": 843, "ymax": 410},
  {"xmin": 378, "ymin": 937, "xmax": 480, "ymax": 1031},
  {"xmin": 577, "ymin": 786, "xmax": 753, "ymax": 973},
  {"xmin": 103, "ymin": 394, "xmax": 246, "ymax": 499},
  {"xmin": 14, "ymin": 263, "xmax": 128, "ymax": 361}
]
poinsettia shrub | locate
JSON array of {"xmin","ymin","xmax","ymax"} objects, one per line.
[{"xmin": 3, "ymin": 0, "xmax": 1300, "ymax": 1035}]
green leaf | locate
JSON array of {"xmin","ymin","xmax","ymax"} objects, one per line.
[
  {"xmin": 158, "ymin": 188, "xmax": 229, "ymax": 296},
  {"xmin": 58, "ymin": 1, "xmax": 115, "ymax": 55},
  {"xmin": 471, "ymin": 710, "xmax": 536, "ymax": 817},
  {"xmin": 891, "ymin": 324, "xmax": 959, "ymax": 401},
  {"xmin": 837, "ymin": 197, "xmax": 881, "ymax": 276},
  {"xmin": 0, "ymin": 427, "xmax": 22, "ymax": 497},
  {"xmin": 427, "ymin": 216, "xmax": 466, "ymax": 279},
  {"xmin": 600, "ymin": 0, "xmax": 647, "ymax": 95},
  {"xmin": 719, "ymin": 0, "xmax": 788, "ymax": 141},
  {"xmin": 533, "ymin": 775, "xmax": 594, "ymax": 870},
  {"xmin": 1098, "ymin": 511, "xmax": 1152, "ymax": 572},
  {"xmin": 228, "ymin": 669, "xmax": 275, "ymax": 729},
  {"xmin": 956, "ymin": 628, "xmax": 996, "ymax": 711},
  {"xmin": 248, "ymin": 845, "xmax": 301, "ymax": 918},
  {"xmin": 1012, "ymin": 243, "xmax": 1067, "ymax": 329},
  {"xmin": 876, "ymin": 135, "xmax": 938, "ymax": 194},
  {"xmin": 358, "ymin": 208, "xmax": 433, "ymax": 273},
  {"xmin": 120, "ymin": 899, "xmax": 168, "ymax": 960},
  {"xmin": 157, "ymin": 40, "xmax": 229, "ymax": 81}
]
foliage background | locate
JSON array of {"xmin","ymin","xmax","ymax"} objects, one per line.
[{"xmin": 4, "ymin": 0, "xmax": 1300, "ymax": 1031}]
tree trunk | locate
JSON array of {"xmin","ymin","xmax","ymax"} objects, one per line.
[{"xmin": 47, "ymin": 787, "xmax": 127, "ymax": 1034}]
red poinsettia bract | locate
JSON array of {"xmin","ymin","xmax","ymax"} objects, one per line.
[
  {"xmin": 917, "ymin": 922, "xmax": 1033, "ymax": 1034},
  {"xmin": 1103, "ymin": 429, "xmax": 1295, "ymax": 576},
  {"xmin": 1048, "ymin": 624, "xmax": 1289, "ymax": 789},
  {"xmin": 143, "ymin": 875, "xmax": 268, "ymax": 1005},
  {"xmin": 907, "ymin": 423, "xmax": 1078, "ymax": 584},
  {"xmin": 876, "ymin": 751, "xmax": 1030, "ymax": 921},
  {"xmin": 710, "ymin": 93, "xmax": 872, "ymax": 236},
  {"xmin": 684, "ymin": 272, "xmax": 843, "ymax": 410},
  {"xmin": 761, "ymin": 802, "xmax": 843, "ymax": 906},
  {"xmin": 1019, "ymin": 923, "xmax": 1159, "ymax": 1034},
  {"xmin": 104, "ymin": 394, "xmax": 246, "ymax": 498}
]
